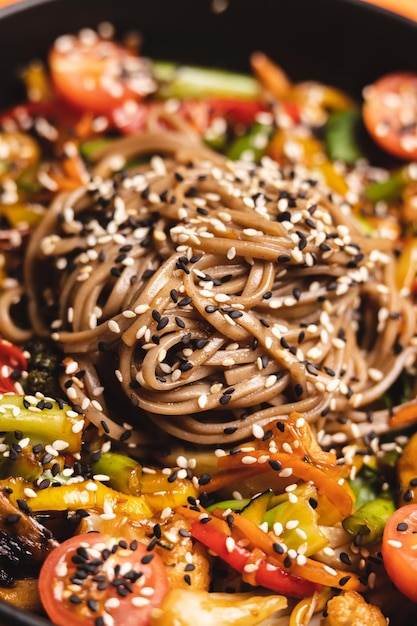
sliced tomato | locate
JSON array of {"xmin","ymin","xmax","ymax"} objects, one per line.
[
  {"xmin": 38, "ymin": 532, "xmax": 169, "ymax": 626},
  {"xmin": 382, "ymin": 504, "xmax": 417, "ymax": 602},
  {"xmin": 362, "ymin": 72, "xmax": 417, "ymax": 160},
  {"xmin": 0, "ymin": 339, "xmax": 27, "ymax": 392},
  {"xmin": 49, "ymin": 30, "xmax": 156, "ymax": 115}
]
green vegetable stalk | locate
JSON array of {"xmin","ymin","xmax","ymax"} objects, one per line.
[
  {"xmin": 0, "ymin": 394, "xmax": 84, "ymax": 452},
  {"xmin": 342, "ymin": 495, "xmax": 396, "ymax": 545},
  {"xmin": 91, "ymin": 451, "xmax": 142, "ymax": 495},
  {"xmin": 152, "ymin": 62, "xmax": 261, "ymax": 100}
]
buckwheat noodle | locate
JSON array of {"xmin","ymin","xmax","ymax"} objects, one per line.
[{"xmin": 4, "ymin": 116, "xmax": 416, "ymax": 447}]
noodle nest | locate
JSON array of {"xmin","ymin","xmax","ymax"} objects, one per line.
[{"xmin": 10, "ymin": 124, "xmax": 416, "ymax": 447}]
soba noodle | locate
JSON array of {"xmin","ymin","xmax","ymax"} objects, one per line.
[{"xmin": 5, "ymin": 117, "xmax": 416, "ymax": 448}]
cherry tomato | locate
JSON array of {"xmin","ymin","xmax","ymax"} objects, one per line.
[
  {"xmin": 362, "ymin": 72, "xmax": 417, "ymax": 160},
  {"xmin": 382, "ymin": 504, "xmax": 417, "ymax": 602},
  {"xmin": 0, "ymin": 339, "xmax": 27, "ymax": 392},
  {"xmin": 49, "ymin": 30, "xmax": 156, "ymax": 115},
  {"xmin": 38, "ymin": 532, "xmax": 169, "ymax": 626}
]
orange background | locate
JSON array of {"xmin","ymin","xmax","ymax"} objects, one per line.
[{"xmin": 0, "ymin": 0, "xmax": 416, "ymax": 19}]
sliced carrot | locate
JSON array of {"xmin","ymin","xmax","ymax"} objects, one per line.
[{"xmin": 217, "ymin": 450, "xmax": 354, "ymax": 518}]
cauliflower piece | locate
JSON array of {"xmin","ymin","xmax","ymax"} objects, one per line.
[
  {"xmin": 321, "ymin": 591, "xmax": 387, "ymax": 626},
  {"xmin": 150, "ymin": 589, "xmax": 287, "ymax": 626}
]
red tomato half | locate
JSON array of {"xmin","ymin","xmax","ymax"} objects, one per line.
[
  {"xmin": 382, "ymin": 504, "xmax": 417, "ymax": 602},
  {"xmin": 49, "ymin": 30, "xmax": 156, "ymax": 115},
  {"xmin": 363, "ymin": 72, "xmax": 417, "ymax": 160},
  {"xmin": 39, "ymin": 533, "xmax": 169, "ymax": 626}
]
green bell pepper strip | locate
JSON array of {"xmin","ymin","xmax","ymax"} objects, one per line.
[
  {"xmin": 227, "ymin": 120, "xmax": 274, "ymax": 162},
  {"xmin": 325, "ymin": 109, "xmax": 364, "ymax": 164},
  {"xmin": 364, "ymin": 168, "xmax": 408, "ymax": 203}
]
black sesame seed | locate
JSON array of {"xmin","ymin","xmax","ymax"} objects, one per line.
[
  {"xmin": 69, "ymin": 594, "xmax": 83, "ymax": 605},
  {"xmin": 339, "ymin": 551, "xmax": 351, "ymax": 565},
  {"xmin": 198, "ymin": 474, "xmax": 212, "ymax": 486},
  {"xmin": 5, "ymin": 513, "xmax": 21, "ymax": 525},
  {"xmin": 141, "ymin": 553, "xmax": 155, "ymax": 564},
  {"xmin": 339, "ymin": 575, "xmax": 351, "ymax": 587},
  {"xmin": 178, "ymin": 296, "xmax": 192, "ymax": 307},
  {"xmin": 156, "ymin": 316, "xmax": 169, "ymax": 331},
  {"xmin": 268, "ymin": 460, "xmax": 282, "ymax": 471},
  {"xmin": 294, "ymin": 383, "xmax": 304, "ymax": 397}
]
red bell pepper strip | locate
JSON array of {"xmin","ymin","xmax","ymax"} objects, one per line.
[
  {"xmin": 190, "ymin": 517, "xmax": 319, "ymax": 598},
  {"xmin": 111, "ymin": 98, "xmax": 269, "ymax": 136}
]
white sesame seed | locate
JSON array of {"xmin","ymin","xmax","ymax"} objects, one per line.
[{"xmin": 108, "ymin": 319, "xmax": 121, "ymax": 334}]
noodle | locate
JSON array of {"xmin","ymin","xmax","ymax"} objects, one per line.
[{"xmin": 6, "ymin": 122, "xmax": 413, "ymax": 448}]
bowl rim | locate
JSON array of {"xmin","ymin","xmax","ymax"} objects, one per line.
[{"xmin": 1, "ymin": 0, "xmax": 417, "ymax": 26}]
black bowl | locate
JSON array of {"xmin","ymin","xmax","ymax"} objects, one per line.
[{"xmin": 0, "ymin": 0, "xmax": 417, "ymax": 624}]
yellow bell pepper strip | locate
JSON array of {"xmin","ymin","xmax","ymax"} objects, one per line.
[
  {"xmin": 0, "ymin": 444, "xmax": 43, "ymax": 481},
  {"xmin": 0, "ymin": 394, "xmax": 84, "ymax": 453},
  {"xmin": 139, "ymin": 470, "xmax": 198, "ymax": 510},
  {"xmin": 213, "ymin": 450, "xmax": 354, "ymax": 518},
  {"xmin": 342, "ymin": 496, "xmax": 396, "ymax": 545},
  {"xmin": 2, "ymin": 477, "xmax": 154, "ymax": 520},
  {"xmin": 0, "ymin": 131, "xmax": 40, "ymax": 181}
]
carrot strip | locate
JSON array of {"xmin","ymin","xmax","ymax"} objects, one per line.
[
  {"xmin": 229, "ymin": 511, "xmax": 365, "ymax": 592},
  {"xmin": 389, "ymin": 399, "xmax": 417, "ymax": 428},
  {"xmin": 217, "ymin": 450, "xmax": 354, "ymax": 517},
  {"xmin": 250, "ymin": 52, "xmax": 292, "ymax": 100}
]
